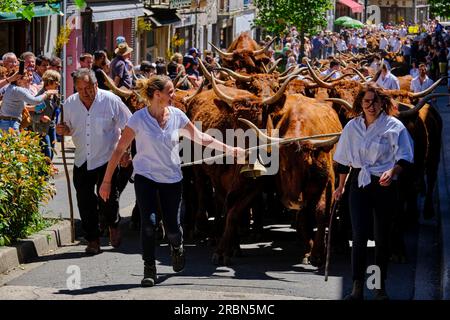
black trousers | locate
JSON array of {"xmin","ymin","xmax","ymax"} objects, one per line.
[
  {"xmin": 134, "ymin": 174, "xmax": 183, "ymax": 265},
  {"xmin": 73, "ymin": 162, "xmax": 120, "ymax": 241},
  {"xmin": 348, "ymin": 170, "xmax": 397, "ymax": 282}
]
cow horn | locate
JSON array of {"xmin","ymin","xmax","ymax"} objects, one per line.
[
  {"xmin": 324, "ymin": 98, "xmax": 353, "ymax": 112},
  {"xmin": 279, "ymin": 67, "xmax": 307, "ymax": 81},
  {"xmin": 261, "ymin": 62, "xmax": 269, "ymax": 73},
  {"xmin": 209, "ymin": 42, "xmax": 233, "ymax": 58},
  {"xmin": 183, "ymin": 79, "xmax": 204, "ymax": 105},
  {"xmin": 100, "ymin": 70, "xmax": 132, "ymax": 98},
  {"xmin": 308, "ymin": 136, "xmax": 340, "ymax": 148},
  {"xmin": 410, "ymin": 77, "xmax": 448, "ymax": 98},
  {"xmin": 399, "ymin": 93, "xmax": 450, "ymax": 117},
  {"xmin": 172, "ymin": 71, "xmax": 184, "ymax": 87},
  {"xmin": 175, "ymin": 75, "xmax": 189, "ymax": 89},
  {"xmin": 280, "ymin": 65, "xmax": 296, "ymax": 77},
  {"xmin": 306, "ymin": 61, "xmax": 334, "ymax": 89},
  {"xmin": 238, "ymin": 117, "xmax": 282, "ymax": 143},
  {"xmin": 210, "ymin": 74, "xmax": 234, "ymax": 106},
  {"xmin": 322, "ymin": 70, "xmax": 337, "ymax": 81},
  {"xmin": 268, "ymin": 58, "xmax": 283, "ymax": 73},
  {"xmin": 349, "ymin": 67, "xmax": 368, "ymax": 83},
  {"xmin": 253, "ymin": 36, "xmax": 277, "ymax": 56},
  {"xmin": 262, "ymin": 74, "xmax": 298, "ymax": 105},
  {"xmin": 198, "ymin": 59, "xmax": 226, "ymax": 85},
  {"xmin": 239, "ymin": 117, "xmax": 341, "ymax": 147},
  {"xmin": 214, "ymin": 67, "xmax": 253, "ymax": 82},
  {"xmin": 330, "ymin": 73, "xmax": 356, "ymax": 82}
]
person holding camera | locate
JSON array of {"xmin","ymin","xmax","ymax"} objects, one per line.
[{"xmin": 0, "ymin": 71, "xmax": 57, "ymax": 132}]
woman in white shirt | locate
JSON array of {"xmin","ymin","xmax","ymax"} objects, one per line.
[
  {"xmin": 333, "ymin": 84, "xmax": 414, "ymax": 300},
  {"xmin": 99, "ymin": 75, "xmax": 244, "ymax": 287}
]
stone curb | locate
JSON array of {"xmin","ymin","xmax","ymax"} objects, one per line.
[{"xmin": 0, "ymin": 219, "xmax": 76, "ymax": 274}]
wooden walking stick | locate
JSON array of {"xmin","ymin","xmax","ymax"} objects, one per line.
[
  {"xmin": 60, "ymin": 105, "xmax": 75, "ymax": 243},
  {"xmin": 325, "ymin": 171, "xmax": 351, "ymax": 281}
]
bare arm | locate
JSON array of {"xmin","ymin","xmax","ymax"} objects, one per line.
[
  {"xmin": 114, "ymin": 76, "xmax": 121, "ymax": 87},
  {"xmin": 99, "ymin": 126, "xmax": 135, "ymax": 201},
  {"xmin": 181, "ymin": 121, "xmax": 243, "ymax": 156}
]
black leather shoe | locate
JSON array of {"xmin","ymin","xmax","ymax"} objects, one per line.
[{"xmin": 141, "ymin": 264, "xmax": 157, "ymax": 287}]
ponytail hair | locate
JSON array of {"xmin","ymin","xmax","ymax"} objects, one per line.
[{"xmin": 135, "ymin": 75, "xmax": 172, "ymax": 103}]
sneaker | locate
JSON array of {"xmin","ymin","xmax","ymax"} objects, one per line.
[
  {"xmin": 171, "ymin": 244, "xmax": 185, "ymax": 272},
  {"xmin": 141, "ymin": 264, "xmax": 157, "ymax": 287},
  {"xmin": 85, "ymin": 239, "xmax": 101, "ymax": 255},
  {"xmin": 109, "ymin": 226, "xmax": 122, "ymax": 248}
]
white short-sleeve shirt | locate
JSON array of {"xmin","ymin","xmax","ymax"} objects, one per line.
[
  {"xmin": 62, "ymin": 89, "xmax": 132, "ymax": 170},
  {"xmin": 127, "ymin": 106, "xmax": 190, "ymax": 183}
]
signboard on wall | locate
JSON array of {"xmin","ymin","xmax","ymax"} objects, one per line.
[{"xmin": 367, "ymin": 5, "xmax": 381, "ymax": 25}]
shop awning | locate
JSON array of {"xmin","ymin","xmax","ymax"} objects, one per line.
[
  {"xmin": 0, "ymin": 3, "xmax": 62, "ymax": 21},
  {"xmin": 338, "ymin": 0, "xmax": 363, "ymax": 14},
  {"xmin": 148, "ymin": 8, "xmax": 181, "ymax": 27},
  {"xmin": 89, "ymin": 1, "xmax": 145, "ymax": 22}
]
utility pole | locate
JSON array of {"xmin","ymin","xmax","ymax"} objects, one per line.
[
  {"xmin": 364, "ymin": 0, "xmax": 368, "ymax": 23},
  {"xmin": 194, "ymin": 0, "xmax": 199, "ymax": 49},
  {"xmin": 192, "ymin": 0, "xmax": 205, "ymax": 49}
]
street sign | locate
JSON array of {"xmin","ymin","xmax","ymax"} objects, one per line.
[{"xmin": 170, "ymin": 0, "xmax": 192, "ymax": 9}]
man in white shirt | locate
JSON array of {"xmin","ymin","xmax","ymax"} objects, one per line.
[
  {"xmin": 410, "ymin": 63, "xmax": 434, "ymax": 93},
  {"xmin": 350, "ymin": 34, "xmax": 360, "ymax": 54},
  {"xmin": 376, "ymin": 63, "xmax": 400, "ymax": 90},
  {"xmin": 391, "ymin": 37, "xmax": 402, "ymax": 53},
  {"xmin": 56, "ymin": 68, "xmax": 132, "ymax": 254},
  {"xmin": 320, "ymin": 60, "xmax": 341, "ymax": 80},
  {"xmin": 379, "ymin": 35, "xmax": 389, "ymax": 51}
]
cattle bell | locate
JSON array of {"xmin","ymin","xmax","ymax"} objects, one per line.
[{"xmin": 240, "ymin": 157, "xmax": 267, "ymax": 179}]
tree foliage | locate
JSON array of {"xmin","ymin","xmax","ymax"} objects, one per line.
[
  {"xmin": 0, "ymin": 0, "xmax": 86, "ymax": 21},
  {"xmin": 429, "ymin": 0, "xmax": 450, "ymax": 18},
  {"xmin": 253, "ymin": 0, "xmax": 332, "ymax": 37}
]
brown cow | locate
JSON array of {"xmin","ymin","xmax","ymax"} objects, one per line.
[
  {"xmin": 241, "ymin": 94, "xmax": 342, "ymax": 266},
  {"xmin": 210, "ymin": 33, "xmax": 275, "ymax": 73}
]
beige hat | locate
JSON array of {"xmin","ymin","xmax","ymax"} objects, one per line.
[{"xmin": 115, "ymin": 42, "xmax": 133, "ymax": 56}]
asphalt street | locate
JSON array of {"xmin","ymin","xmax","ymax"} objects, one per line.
[{"xmin": 1, "ymin": 92, "xmax": 448, "ymax": 300}]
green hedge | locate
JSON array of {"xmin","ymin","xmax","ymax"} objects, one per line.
[{"xmin": 0, "ymin": 129, "xmax": 56, "ymax": 246}]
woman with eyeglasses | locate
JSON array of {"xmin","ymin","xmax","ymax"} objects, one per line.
[{"xmin": 333, "ymin": 84, "xmax": 414, "ymax": 300}]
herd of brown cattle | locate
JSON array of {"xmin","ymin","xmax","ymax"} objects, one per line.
[{"xmin": 101, "ymin": 33, "xmax": 447, "ymax": 268}]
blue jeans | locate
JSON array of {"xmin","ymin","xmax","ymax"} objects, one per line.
[
  {"xmin": 134, "ymin": 174, "xmax": 183, "ymax": 265},
  {"xmin": 348, "ymin": 170, "xmax": 396, "ymax": 282},
  {"xmin": 0, "ymin": 119, "xmax": 20, "ymax": 132},
  {"xmin": 40, "ymin": 134, "xmax": 53, "ymax": 159}
]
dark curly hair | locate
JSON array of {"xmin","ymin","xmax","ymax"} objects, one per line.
[{"xmin": 352, "ymin": 83, "xmax": 396, "ymax": 117}]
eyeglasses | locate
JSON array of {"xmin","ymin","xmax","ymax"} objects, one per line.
[{"xmin": 362, "ymin": 98, "xmax": 380, "ymax": 107}]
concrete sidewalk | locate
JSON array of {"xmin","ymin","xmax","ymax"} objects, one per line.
[{"xmin": 435, "ymin": 86, "xmax": 450, "ymax": 299}]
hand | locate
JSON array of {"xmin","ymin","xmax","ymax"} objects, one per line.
[
  {"xmin": 45, "ymin": 90, "xmax": 59, "ymax": 99},
  {"xmin": 56, "ymin": 122, "xmax": 70, "ymax": 135},
  {"xmin": 99, "ymin": 181, "xmax": 111, "ymax": 202},
  {"xmin": 379, "ymin": 168, "xmax": 394, "ymax": 186},
  {"xmin": 7, "ymin": 72, "xmax": 20, "ymax": 83},
  {"xmin": 40, "ymin": 115, "xmax": 51, "ymax": 123},
  {"xmin": 226, "ymin": 146, "xmax": 246, "ymax": 158},
  {"xmin": 333, "ymin": 185, "xmax": 345, "ymax": 201},
  {"xmin": 119, "ymin": 152, "xmax": 132, "ymax": 168}
]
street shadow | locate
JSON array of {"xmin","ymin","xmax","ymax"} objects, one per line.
[{"xmin": 56, "ymin": 283, "xmax": 140, "ymax": 296}]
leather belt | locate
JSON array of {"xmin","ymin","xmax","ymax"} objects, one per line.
[{"xmin": 0, "ymin": 116, "xmax": 20, "ymax": 122}]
